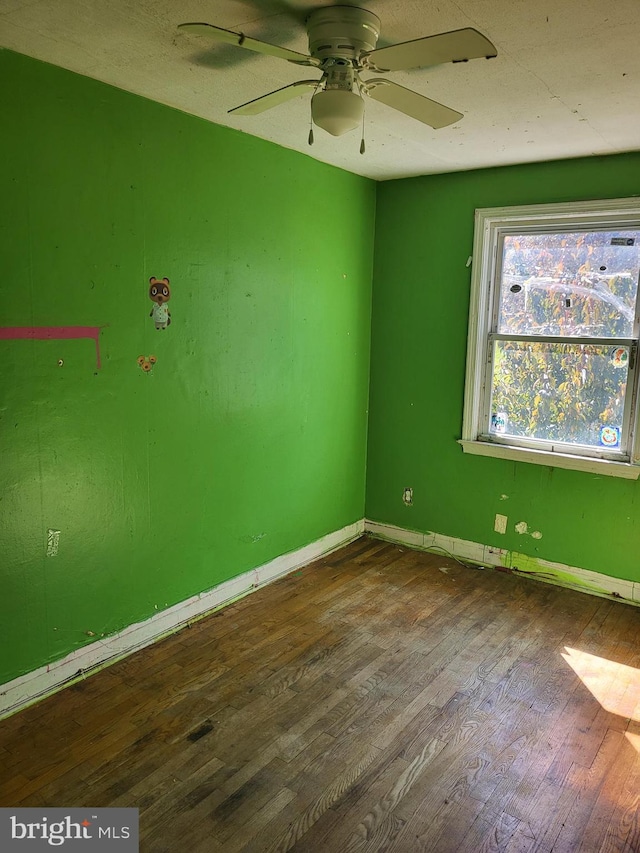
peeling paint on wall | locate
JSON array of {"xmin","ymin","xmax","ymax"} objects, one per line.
[
  {"xmin": 494, "ymin": 514, "xmax": 508, "ymax": 534},
  {"xmin": 515, "ymin": 521, "xmax": 543, "ymax": 539},
  {"xmin": 500, "ymin": 550, "xmax": 611, "ymax": 597},
  {"xmin": 46, "ymin": 529, "xmax": 60, "ymax": 557}
]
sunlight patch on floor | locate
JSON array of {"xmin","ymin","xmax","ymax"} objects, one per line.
[
  {"xmin": 562, "ymin": 647, "xmax": 640, "ymax": 726},
  {"xmin": 625, "ymin": 731, "xmax": 640, "ymax": 752}
]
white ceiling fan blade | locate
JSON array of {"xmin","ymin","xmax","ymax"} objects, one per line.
[
  {"xmin": 365, "ymin": 79, "xmax": 463, "ymax": 129},
  {"xmin": 361, "ymin": 28, "xmax": 497, "ymax": 73},
  {"xmin": 177, "ymin": 23, "xmax": 320, "ymax": 67},
  {"xmin": 229, "ymin": 80, "xmax": 320, "ymax": 115}
]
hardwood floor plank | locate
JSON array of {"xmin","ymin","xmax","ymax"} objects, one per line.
[
  {"xmin": 598, "ymin": 742, "xmax": 640, "ymax": 853},
  {"xmin": 264, "ymin": 743, "xmax": 383, "ymax": 853},
  {"xmin": 502, "ymin": 823, "xmax": 536, "ymax": 853},
  {"xmin": 346, "ymin": 741, "xmax": 447, "ymax": 851},
  {"xmin": 465, "ymin": 810, "xmax": 522, "ymax": 852},
  {"xmin": 213, "ymin": 787, "xmax": 297, "ymax": 853},
  {"xmin": 548, "ymin": 727, "xmax": 632, "ymax": 853},
  {"xmin": 576, "ymin": 734, "xmax": 638, "ymax": 853}
]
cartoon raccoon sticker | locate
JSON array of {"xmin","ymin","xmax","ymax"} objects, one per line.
[{"xmin": 149, "ymin": 277, "xmax": 171, "ymax": 330}]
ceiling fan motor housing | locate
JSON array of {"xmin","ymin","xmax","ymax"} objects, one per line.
[{"xmin": 306, "ymin": 6, "xmax": 380, "ymax": 63}]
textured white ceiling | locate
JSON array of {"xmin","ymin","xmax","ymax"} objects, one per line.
[{"xmin": 2, "ymin": 0, "xmax": 639, "ymax": 180}]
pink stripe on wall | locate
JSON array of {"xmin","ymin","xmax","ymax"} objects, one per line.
[{"xmin": 0, "ymin": 326, "xmax": 103, "ymax": 368}]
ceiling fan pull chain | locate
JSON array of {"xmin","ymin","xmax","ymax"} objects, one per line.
[
  {"xmin": 308, "ymin": 76, "xmax": 324, "ymax": 146},
  {"xmin": 360, "ymin": 107, "xmax": 366, "ymax": 154}
]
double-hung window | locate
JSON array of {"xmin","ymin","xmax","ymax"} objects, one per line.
[{"xmin": 461, "ymin": 198, "xmax": 640, "ymax": 478}]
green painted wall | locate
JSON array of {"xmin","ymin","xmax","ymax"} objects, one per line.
[
  {"xmin": 0, "ymin": 50, "xmax": 375, "ymax": 684},
  {"xmin": 367, "ymin": 152, "xmax": 640, "ymax": 583}
]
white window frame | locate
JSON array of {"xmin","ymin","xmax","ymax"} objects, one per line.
[{"xmin": 460, "ymin": 197, "xmax": 640, "ymax": 480}]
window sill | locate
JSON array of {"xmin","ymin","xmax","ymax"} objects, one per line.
[{"xmin": 458, "ymin": 439, "xmax": 640, "ymax": 479}]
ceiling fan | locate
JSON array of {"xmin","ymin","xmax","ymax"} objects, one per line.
[{"xmin": 178, "ymin": 6, "xmax": 497, "ymax": 146}]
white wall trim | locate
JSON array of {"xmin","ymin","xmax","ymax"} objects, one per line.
[
  {"xmin": 458, "ymin": 439, "xmax": 640, "ymax": 479},
  {"xmin": 0, "ymin": 520, "xmax": 364, "ymax": 720},
  {"xmin": 365, "ymin": 519, "xmax": 640, "ymax": 606}
]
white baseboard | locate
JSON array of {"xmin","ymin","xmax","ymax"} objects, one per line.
[
  {"xmin": 0, "ymin": 520, "xmax": 365, "ymax": 720},
  {"xmin": 364, "ymin": 520, "xmax": 640, "ymax": 606}
]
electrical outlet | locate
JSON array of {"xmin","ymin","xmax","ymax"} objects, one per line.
[{"xmin": 494, "ymin": 514, "xmax": 508, "ymax": 535}]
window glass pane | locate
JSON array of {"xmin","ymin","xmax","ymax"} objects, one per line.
[
  {"xmin": 489, "ymin": 340, "xmax": 629, "ymax": 449},
  {"xmin": 498, "ymin": 230, "xmax": 640, "ymax": 338}
]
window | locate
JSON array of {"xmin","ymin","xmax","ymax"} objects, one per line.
[{"xmin": 461, "ymin": 198, "xmax": 640, "ymax": 479}]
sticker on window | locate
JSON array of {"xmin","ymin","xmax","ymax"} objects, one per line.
[
  {"xmin": 600, "ymin": 426, "xmax": 621, "ymax": 448},
  {"xmin": 491, "ymin": 412, "xmax": 508, "ymax": 434},
  {"xmin": 610, "ymin": 237, "xmax": 635, "ymax": 246},
  {"xmin": 610, "ymin": 347, "xmax": 629, "ymax": 368}
]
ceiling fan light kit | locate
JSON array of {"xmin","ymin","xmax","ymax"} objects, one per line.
[
  {"xmin": 312, "ymin": 89, "xmax": 364, "ymax": 136},
  {"xmin": 178, "ymin": 5, "xmax": 497, "ymax": 148}
]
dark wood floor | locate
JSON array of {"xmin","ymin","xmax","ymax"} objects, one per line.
[{"xmin": 1, "ymin": 537, "xmax": 639, "ymax": 852}]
